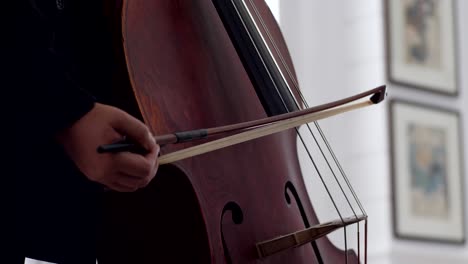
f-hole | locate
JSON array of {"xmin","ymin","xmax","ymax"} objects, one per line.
[
  {"xmin": 221, "ymin": 202, "xmax": 244, "ymax": 264},
  {"xmin": 285, "ymin": 181, "xmax": 324, "ymax": 264}
]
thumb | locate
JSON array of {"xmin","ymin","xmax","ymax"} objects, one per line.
[{"xmin": 111, "ymin": 109, "xmax": 156, "ymax": 151}]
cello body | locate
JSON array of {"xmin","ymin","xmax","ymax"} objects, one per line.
[{"xmin": 98, "ymin": 0, "xmax": 358, "ymax": 263}]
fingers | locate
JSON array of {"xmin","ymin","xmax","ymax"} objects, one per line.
[
  {"xmin": 117, "ymin": 173, "xmax": 148, "ymax": 190},
  {"xmin": 114, "ymin": 152, "xmax": 156, "ymax": 178},
  {"xmin": 147, "ymin": 144, "xmax": 160, "ymax": 184},
  {"xmin": 107, "ymin": 172, "xmax": 154, "ymax": 192},
  {"xmin": 109, "ymin": 143, "xmax": 160, "ymax": 191},
  {"xmin": 107, "ymin": 180, "xmax": 139, "ymax": 193},
  {"xmin": 110, "ymin": 108, "xmax": 156, "ymax": 151},
  {"xmin": 103, "ymin": 106, "xmax": 160, "ymax": 192},
  {"xmin": 113, "ymin": 143, "xmax": 159, "ymax": 174}
]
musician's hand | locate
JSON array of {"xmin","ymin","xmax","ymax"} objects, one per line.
[{"xmin": 56, "ymin": 103, "xmax": 160, "ymax": 192}]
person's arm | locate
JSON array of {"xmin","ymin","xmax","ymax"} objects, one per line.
[
  {"xmin": 13, "ymin": 0, "xmax": 96, "ymax": 137},
  {"xmin": 13, "ymin": 1, "xmax": 160, "ymax": 192}
]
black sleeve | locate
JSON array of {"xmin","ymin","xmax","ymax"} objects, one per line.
[{"xmin": 13, "ymin": 1, "xmax": 96, "ymax": 138}]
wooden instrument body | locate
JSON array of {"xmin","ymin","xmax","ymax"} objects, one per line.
[{"xmin": 98, "ymin": 1, "xmax": 358, "ymax": 263}]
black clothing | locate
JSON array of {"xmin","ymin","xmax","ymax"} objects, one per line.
[{"xmin": 13, "ymin": 0, "xmax": 115, "ymax": 262}]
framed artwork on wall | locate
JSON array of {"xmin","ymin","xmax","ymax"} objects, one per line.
[
  {"xmin": 389, "ymin": 99, "xmax": 465, "ymax": 243},
  {"xmin": 385, "ymin": 0, "xmax": 458, "ymax": 96}
]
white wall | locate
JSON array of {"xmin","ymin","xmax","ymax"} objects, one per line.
[{"xmin": 278, "ymin": 0, "xmax": 468, "ymax": 264}]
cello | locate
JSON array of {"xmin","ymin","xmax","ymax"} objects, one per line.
[{"xmin": 97, "ymin": 0, "xmax": 384, "ymax": 263}]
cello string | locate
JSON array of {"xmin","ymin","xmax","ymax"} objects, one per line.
[
  {"xmin": 248, "ymin": 0, "xmax": 366, "ymax": 218},
  {"xmin": 259, "ymin": 16, "xmax": 367, "ymax": 256},
  {"xmin": 247, "ymin": 3, "xmax": 364, "ymax": 260},
  {"xmin": 231, "ymin": 0, "xmax": 347, "ymax": 224},
  {"xmin": 246, "ymin": 1, "xmax": 365, "ymax": 261},
  {"xmin": 344, "ymin": 226, "xmax": 348, "ymax": 264},
  {"xmin": 240, "ymin": 1, "xmax": 352, "ymax": 262},
  {"xmin": 243, "ymin": 0, "xmax": 357, "ymax": 218},
  {"xmin": 296, "ymin": 129, "xmax": 345, "ymax": 221},
  {"xmin": 316, "ymin": 126, "xmax": 367, "ymax": 216},
  {"xmin": 244, "ymin": 7, "xmax": 350, "ymax": 264},
  {"xmin": 250, "ymin": 1, "xmax": 367, "ymax": 263},
  {"xmin": 237, "ymin": 0, "xmax": 348, "ymax": 220},
  {"xmin": 245, "ymin": 0, "xmax": 360, "ymax": 217}
]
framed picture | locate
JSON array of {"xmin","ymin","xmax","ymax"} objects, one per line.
[
  {"xmin": 389, "ymin": 99, "xmax": 465, "ymax": 243},
  {"xmin": 385, "ymin": 0, "xmax": 458, "ymax": 95}
]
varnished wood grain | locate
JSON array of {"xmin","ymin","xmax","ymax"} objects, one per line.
[{"xmin": 97, "ymin": 0, "xmax": 361, "ymax": 263}]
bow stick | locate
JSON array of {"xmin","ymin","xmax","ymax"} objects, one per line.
[{"xmin": 98, "ymin": 85, "xmax": 386, "ymax": 164}]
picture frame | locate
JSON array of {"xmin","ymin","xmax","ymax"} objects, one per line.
[
  {"xmin": 385, "ymin": 0, "xmax": 458, "ymax": 96},
  {"xmin": 389, "ymin": 99, "xmax": 465, "ymax": 243}
]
